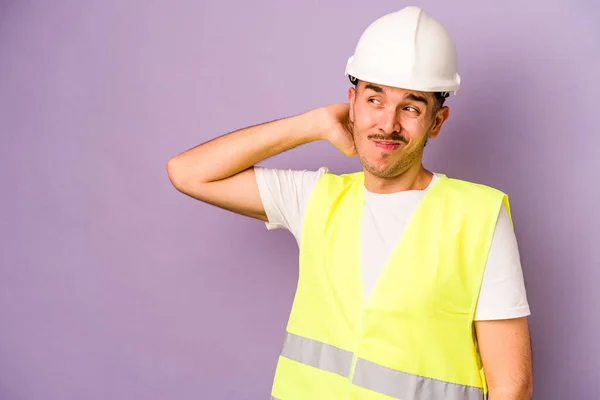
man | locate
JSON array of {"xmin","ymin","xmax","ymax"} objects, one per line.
[{"xmin": 167, "ymin": 6, "xmax": 533, "ymax": 400}]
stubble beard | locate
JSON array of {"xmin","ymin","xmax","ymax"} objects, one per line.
[{"xmin": 357, "ymin": 134, "xmax": 429, "ymax": 179}]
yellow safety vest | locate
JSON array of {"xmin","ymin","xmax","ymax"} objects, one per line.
[{"xmin": 270, "ymin": 172, "xmax": 511, "ymax": 400}]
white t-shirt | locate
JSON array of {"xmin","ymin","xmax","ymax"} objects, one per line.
[{"xmin": 255, "ymin": 166, "xmax": 530, "ymax": 321}]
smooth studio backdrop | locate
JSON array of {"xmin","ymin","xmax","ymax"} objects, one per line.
[{"xmin": 1, "ymin": 0, "xmax": 599, "ymax": 398}]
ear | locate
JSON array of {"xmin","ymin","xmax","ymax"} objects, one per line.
[
  {"xmin": 348, "ymin": 87, "xmax": 356, "ymax": 123},
  {"xmin": 428, "ymin": 106, "xmax": 450, "ymax": 140}
]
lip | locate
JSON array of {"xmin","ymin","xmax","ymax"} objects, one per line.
[{"xmin": 372, "ymin": 140, "xmax": 404, "ymax": 151}]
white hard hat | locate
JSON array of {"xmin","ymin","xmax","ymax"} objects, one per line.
[{"xmin": 345, "ymin": 6, "xmax": 461, "ymax": 95}]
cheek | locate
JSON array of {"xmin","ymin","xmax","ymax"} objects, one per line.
[
  {"xmin": 409, "ymin": 113, "xmax": 433, "ymax": 130},
  {"xmin": 399, "ymin": 117, "xmax": 429, "ymax": 138},
  {"xmin": 353, "ymin": 108, "xmax": 378, "ymax": 130}
]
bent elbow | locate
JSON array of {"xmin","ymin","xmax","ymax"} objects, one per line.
[{"xmin": 166, "ymin": 156, "xmax": 187, "ymax": 191}]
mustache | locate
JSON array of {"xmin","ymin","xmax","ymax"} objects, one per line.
[{"xmin": 367, "ymin": 133, "xmax": 408, "ymax": 143}]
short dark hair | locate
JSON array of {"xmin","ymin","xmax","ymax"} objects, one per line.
[
  {"xmin": 431, "ymin": 91, "xmax": 448, "ymax": 115},
  {"xmin": 349, "ymin": 76, "xmax": 448, "ymax": 115}
]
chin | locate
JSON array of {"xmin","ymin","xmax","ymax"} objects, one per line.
[
  {"xmin": 369, "ymin": 168, "xmax": 400, "ymax": 179},
  {"xmin": 360, "ymin": 160, "xmax": 398, "ymax": 178}
]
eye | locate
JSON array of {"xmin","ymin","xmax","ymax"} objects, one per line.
[
  {"xmin": 368, "ymin": 98, "xmax": 381, "ymax": 105},
  {"xmin": 403, "ymin": 106, "xmax": 420, "ymax": 113}
]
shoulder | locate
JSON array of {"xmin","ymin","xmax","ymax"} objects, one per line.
[
  {"xmin": 442, "ymin": 176, "xmax": 507, "ymax": 198},
  {"xmin": 255, "ymin": 166, "xmax": 330, "ymax": 187},
  {"xmin": 431, "ymin": 175, "xmax": 514, "ymax": 231},
  {"xmin": 312, "ymin": 170, "xmax": 364, "ymax": 192},
  {"xmin": 254, "ymin": 166, "xmax": 333, "ymax": 204},
  {"xmin": 440, "ymin": 175, "xmax": 509, "ymax": 210},
  {"xmin": 254, "ymin": 166, "xmax": 331, "ymax": 236},
  {"xmin": 302, "ymin": 170, "xmax": 364, "ymax": 219}
]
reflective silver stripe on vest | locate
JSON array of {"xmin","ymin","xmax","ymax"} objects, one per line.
[
  {"xmin": 353, "ymin": 357, "xmax": 485, "ymax": 400},
  {"xmin": 278, "ymin": 333, "xmax": 485, "ymax": 399},
  {"xmin": 280, "ymin": 332, "xmax": 353, "ymax": 377}
]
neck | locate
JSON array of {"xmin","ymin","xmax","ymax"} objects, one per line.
[{"xmin": 363, "ymin": 164, "xmax": 433, "ymax": 194}]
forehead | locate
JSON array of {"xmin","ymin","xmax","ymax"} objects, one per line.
[{"xmin": 357, "ymin": 80, "xmax": 433, "ymax": 103}]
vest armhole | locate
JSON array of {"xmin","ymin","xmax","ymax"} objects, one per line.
[{"xmin": 468, "ymin": 190, "xmax": 511, "ymax": 325}]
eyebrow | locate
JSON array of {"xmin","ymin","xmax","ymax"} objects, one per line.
[
  {"xmin": 364, "ymin": 84, "xmax": 384, "ymax": 93},
  {"xmin": 404, "ymin": 93, "xmax": 429, "ymax": 106},
  {"xmin": 363, "ymin": 85, "xmax": 429, "ymax": 106}
]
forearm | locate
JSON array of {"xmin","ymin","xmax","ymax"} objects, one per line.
[{"xmin": 167, "ymin": 109, "xmax": 324, "ymax": 185}]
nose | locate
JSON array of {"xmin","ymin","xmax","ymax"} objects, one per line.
[{"xmin": 379, "ymin": 108, "xmax": 401, "ymax": 135}]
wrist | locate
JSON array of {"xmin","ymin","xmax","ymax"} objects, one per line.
[{"xmin": 294, "ymin": 107, "xmax": 330, "ymax": 142}]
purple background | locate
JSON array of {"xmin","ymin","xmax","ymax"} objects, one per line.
[{"xmin": 1, "ymin": 0, "xmax": 599, "ymax": 398}]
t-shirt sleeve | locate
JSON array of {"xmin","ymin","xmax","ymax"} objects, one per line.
[
  {"xmin": 474, "ymin": 204, "xmax": 531, "ymax": 321},
  {"xmin": 254, "ymin": 166, "xmax": 329, "ymax": 243}
]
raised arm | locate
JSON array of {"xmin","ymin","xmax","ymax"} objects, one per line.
[{"xmin": 166, "ymin": 104, "xmax": 355, "ymax": 220}]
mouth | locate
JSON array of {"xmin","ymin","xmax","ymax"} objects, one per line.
[{"xmin": 372, "ymin": 140, "xmax": 404, "ymax": 152}]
